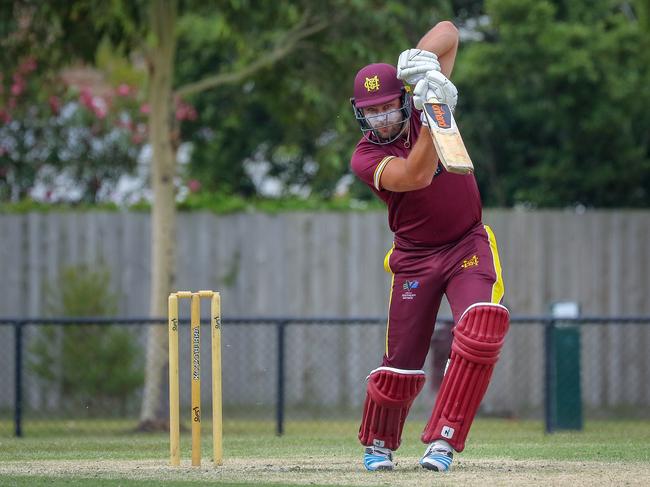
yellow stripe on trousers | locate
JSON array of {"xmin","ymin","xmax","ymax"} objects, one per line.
[
  {"xmin": 484, "ymin": 224, "xmax": 505, "ymax": 304},
  {"xmin": 383, "ymin": 245, "xmax": 395, "ymax": 355}
]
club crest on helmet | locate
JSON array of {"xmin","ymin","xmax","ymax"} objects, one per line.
[{"xmin": 364, "ymin": 75, "xmax": 381, "ymax": 92}]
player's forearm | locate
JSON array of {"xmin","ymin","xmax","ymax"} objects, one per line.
[
  {"xmin": 404, "ymin": 129, "xmax": 439, "ymax": 188},
  {"xmin": 379, "ymin": 125, "xmax": 439, "ymax": 192},
  {"xmin": 416, "ymin": 21, "xmax": 459, "ymax": 78}
]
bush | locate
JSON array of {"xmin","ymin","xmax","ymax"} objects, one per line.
[{"xmin": 28, "ymin": 264, "xmax": 144, "ymax": 416}]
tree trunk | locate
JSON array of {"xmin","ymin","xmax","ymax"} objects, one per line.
[
  {"xmin": 138, "ymin": 0, "xmax": 178, "ymax": 430},
  {"xmin": 133, "ymin": 2, "xmax": 327, "ymax": 430}
]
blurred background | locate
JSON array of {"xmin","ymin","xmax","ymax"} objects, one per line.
[{"xmin": 0, "ymin": 0, "xmax": 648, "ymax": 441}]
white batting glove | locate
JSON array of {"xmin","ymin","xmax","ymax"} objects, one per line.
[
  {"xmin": 412, "ymin": 70, "xmax": 458, "ymax": 112},
  {"xmin": 396, "ymin": 48, "xmax": 441, "ymax": 87}
]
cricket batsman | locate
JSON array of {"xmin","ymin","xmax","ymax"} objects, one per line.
[{"xmin": 350, "ymin": 20, "xmax": 509, "ymax": 471}]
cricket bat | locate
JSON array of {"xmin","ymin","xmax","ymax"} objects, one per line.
[{"xmin": 422, "ymin": 100, "xmax": 474, "ymax": 175}]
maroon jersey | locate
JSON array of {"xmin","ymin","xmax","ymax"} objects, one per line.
[{"xmin": 350, "ymin": 111, "xmax": 482, "ymax": 248}]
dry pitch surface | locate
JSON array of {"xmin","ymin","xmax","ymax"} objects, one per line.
[{"xmin": 1, "ymin": 457, "xmax": 650, "ymax": 486}]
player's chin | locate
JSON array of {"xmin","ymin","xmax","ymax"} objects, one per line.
[{"xmin": 378, "ymin": 127, "xmax": 398, "ymax": 139}]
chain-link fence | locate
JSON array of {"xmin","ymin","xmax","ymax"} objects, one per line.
[{"xmin": 1, "ymin": 316, "xmax": 649, "ymax": 438}]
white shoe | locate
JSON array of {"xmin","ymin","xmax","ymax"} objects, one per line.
[
  {"xmin": 364, "ymin": 445, "xmax": 394, "ymax": 471},
  {"xmin": 419, "ymin": 440, "xmax": 454, "ymax": 471}
]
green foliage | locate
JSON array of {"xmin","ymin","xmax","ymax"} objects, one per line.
[
  {"xmin": 0, "ymin": 194, "xmax": 384, "ymax": 214},
  {"xmin": 0, "ymin": 83, "xmax": 144, "ymax": 202},
  {"xmin": 0, "ymin": 32, "xmax": 147, "ymax": 203},
  {"xmin": 95, "ymin": 38, "xmax": 148, "ymax": 89},
  {"xmin": 177, "ymin": 191, "xmax": 384, "ymax": 213},
  {"xmin": 454, "ymin": 0, "xmax": 650, "ymax": 207},
  {"xmin": 0, "ymin": 1, "xmax": 147, "ymax": 79},
  {"xmin": 0, "ymin": 2, "xmax": 148, "ymax": 203},
  {"xmin": 175, "ymin": 0, "xmax": 445, "ymax": 198},
  {"xmin": 4, "ymin": 1, "xmax": 649, "ymax": 208},
  {"xmin": 28, "ymin": 264, "xmax": 144, "ymax": 416},
  {"xmin": 0, "ymin": 199, "xmax": 121, "ymax": 214}
]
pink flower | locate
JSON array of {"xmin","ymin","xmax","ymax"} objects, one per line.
[
  {"xmin": 79, "ymin": 87, "xmax": 94, "ymax": 108},
  {"xmin": 175, "ymin": 101, "xmax": 198, "ymax": 121},
  {"xmin": 115, "ymin": 118, "xmax": 134, "ymax": 131},
  {"xmin": 139, "ymin": 103, "xmax": 150, "ymax": 114},
  {"xmin": 132, "ymin": 133, "xmax": 145, "ymax": 145},
  {"xmin": 1, "ymin": 110, "xmax": 11, "ymax": 124},
  {"xmin": 19, "ymin": 57, "xmax": 37, "ymax": 74},
  {"xmin": 10, "ymin": 74, "xmax": 25, "ymax": 96},
  {"xmin": 92, "ymin": 104, "xmax": 107, "ymax": 119},
  {"xmin": 78, "ymin": 88, "xmax": 111, "ymax": 120},
  {"xmin": 117, "ymin": 83, "xmax": 132, "ymax": 96},
  {"xmin": 187, "ymin": 179, "xmax": 201, "ymax": 192},
  {"xmin": 49, "ymin": 96, "xmax": 61, "ymax": 115},
  {"xmin": 90, "ymin": 96, "xmax": 109, "ymax": 119}
]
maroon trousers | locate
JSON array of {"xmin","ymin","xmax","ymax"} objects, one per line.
[{"xmin": 382, "ymin": 223, "xmax": 505, "ymax": 370}]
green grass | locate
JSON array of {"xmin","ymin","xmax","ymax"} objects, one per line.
[
  {"xmin": 1, "ymin": 419, "xmax": 649, "ymax": 486},
  {"xmin": 460, "ymin": 418, "xmax": 650, "ymax": 461},
  {"xmin": 0, "ymin": 478, "xmax": 332, "ymax": 487},
  {"xmin": 1, "ymin": 419, "xmax": 649, "ymax": 462}
]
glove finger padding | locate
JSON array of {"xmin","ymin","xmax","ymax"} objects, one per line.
[
  {"xmin": 397, "ymin": 48, "xmax": 441, "ymax": 86},
  {"xmin": 398, "ymin": 64, "xmax": 440, "ymax": 86},
  {"xmin": 413, "ymin": 70, "xmax": 458, "ymax": 111},
  {"xmin": 398, "ymin": 48, "xmax": 439, "ymax": 68}
]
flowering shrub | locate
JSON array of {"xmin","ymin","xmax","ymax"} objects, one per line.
[{"xmin": 0, "ymin": 57, "xmax": 199, "ymax": 204}]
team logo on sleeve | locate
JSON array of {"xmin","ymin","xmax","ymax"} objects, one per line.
[
  {"xmin": 402, "ymin": 280, "xmax": 419, "ymax": 300},
  {"xmin": 364, "ymin": 75, "xmax": 380, "ymax": 92}
]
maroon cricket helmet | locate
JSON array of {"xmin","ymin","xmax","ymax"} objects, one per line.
[
  {"xmin": 353, "ymin": 63, "xmax": 404, "ymax": 108},
  {"xmin": 350, "ymin": 63, "xmax": 412, "ymax": 145}
]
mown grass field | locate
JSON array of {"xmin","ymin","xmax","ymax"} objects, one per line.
[{"xmin": 1, "ymin": 419, "xmax": 649, "ymax": 486}]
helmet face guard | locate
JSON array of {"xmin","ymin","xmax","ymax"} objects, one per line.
[{"xmin": 351, "ymin": 88, "xmax": 412, "ymax": 145}]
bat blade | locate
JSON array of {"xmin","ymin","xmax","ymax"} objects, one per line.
[{"xmin": 422, "ymin": 101, "xmax": 474, "ymax": 175}]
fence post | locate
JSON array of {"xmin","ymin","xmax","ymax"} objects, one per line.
[
  {"xmin": 276, "ymin": 320, "xmax": 287, "ymax": 436},
  {"xmin": 545, "ymin": 302, "xmax": 583, "ymax": 433},
  {"xmin": 544, "ymin": 317, "xmax": 555, "ymax": 433},
  {"xmin": 14, "ymin": 320, "xmax": 23, "ymax": 438}
]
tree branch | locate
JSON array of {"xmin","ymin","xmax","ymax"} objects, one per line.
[{"xmin": 174, "ymin": 14, "xmax": 329, "ymax": 99}]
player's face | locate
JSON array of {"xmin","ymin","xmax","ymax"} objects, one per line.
[{"xmin": 363, "ymin": 98, "xmax": 403, "ymax": 139}]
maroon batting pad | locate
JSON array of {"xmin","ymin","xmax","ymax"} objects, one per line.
[
  {"xmin": 422, "ymin": 303, "xmax": 509, "ymax": 452},
  {"xmin": 359, "ymin": 367, "xmax": 426, "ymax": 450}
]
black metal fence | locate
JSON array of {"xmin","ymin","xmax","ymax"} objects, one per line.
[{"xmin": 1, "ymin": 315, "xmax": 649, "ymax": 438}]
